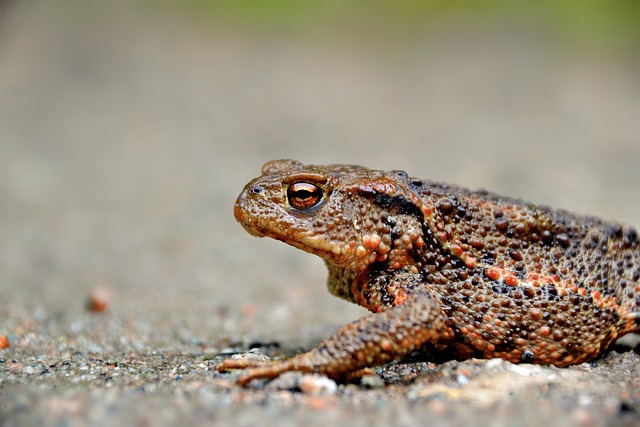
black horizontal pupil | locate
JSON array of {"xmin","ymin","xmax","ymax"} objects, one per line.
[{"xmin": 295, "ymin": 189, "xmax": 315, "ymax": 199}]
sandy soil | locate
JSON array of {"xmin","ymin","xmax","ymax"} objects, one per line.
[{"xmin": 1, "ymin": 2, "xmax": 640, "ymax": 426}]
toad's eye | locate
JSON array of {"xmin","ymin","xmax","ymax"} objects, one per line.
[{"xmin": 287, "ymin": 182, "xmax": 323, "ymax": 210}]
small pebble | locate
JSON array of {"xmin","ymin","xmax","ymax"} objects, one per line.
[
  {"xmin": 578, "ymin": 394, "xmax": 593, "ymax": 407},
  {"xmin": 508, "ymin": 364, "xmax": 534, "ymax": 377},
  {"xmin": 456, "ymin": 373, "xmax": 469, "ymax": 385},
  {"xmin": 231, "ymin": 348, "xmax": 270, "ymax": 363},
  {"xmin": 571, "ymin": 407, "xmax": 595, "ymax": 427},
  {"xmin": 298, "ymin": 375, "xmax": 337, "ymax": 396},
  {"xmin": 360, "ymin": 374, "xmax": 385, "ymax": 389},
  {"xmin": 87, "ymin": 286, "xmax": 110, "ymax": 312},
  {"xmin": 485, "ymin": 359, "xmax": 504, "ymax": 369},
  {"xmin": 266, "ymin": 372, "xmax": 301, "ymax": 391},
  {"xmin": 429, "ymin": 399, "xmax": 448, "ymax": 416}
]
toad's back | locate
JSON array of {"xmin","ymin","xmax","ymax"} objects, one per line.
[
  {"xmin": 391, "ymin": 177, "xmax": 640, "ymax": 364},
  {"xmin": 220, "ymin": 160, "xmax": 640, "ymax": 384}
]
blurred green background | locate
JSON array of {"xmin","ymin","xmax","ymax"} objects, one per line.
[{"xmin": 163, "ymin": 0, "xmax": 640, "ymax": 51}]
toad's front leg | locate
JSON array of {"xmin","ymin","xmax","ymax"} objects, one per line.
[{"xmin": 215, "ymin": 291, "xmax": 447, "ymax": 385}]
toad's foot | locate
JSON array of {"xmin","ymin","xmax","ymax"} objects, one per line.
[
  {"xmin": 216, "ymin": 291, "xmax": 446, "ymax": 386},
  {"xmin": 216, "ymin": 354, "xmax": 323, "ymax": 386}
]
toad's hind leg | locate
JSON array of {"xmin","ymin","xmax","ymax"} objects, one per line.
[{"xmin": 215, "ymin": 291, "xmax": 447, "ymax": 385}]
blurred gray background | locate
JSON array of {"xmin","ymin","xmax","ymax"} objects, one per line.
[{"xmin": 1, "ymin": 0, "xmax": 639, "ymax": 423}]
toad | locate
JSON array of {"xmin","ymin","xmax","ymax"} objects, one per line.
[{"xmin": 217, "ymin": 160, "xmax": 640, "ymax": 384}]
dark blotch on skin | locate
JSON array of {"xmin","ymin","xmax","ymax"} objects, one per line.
[{"xmin": 374, "ymin": 193, "xmax": 424, "ymax": 218}]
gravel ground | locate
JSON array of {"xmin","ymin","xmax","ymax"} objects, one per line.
[{"xmin": 1, "ymin": 2, "xmax": 640, "ymax": 426}]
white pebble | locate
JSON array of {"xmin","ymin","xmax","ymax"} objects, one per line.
[{"xmin": 298, "ymin": 375, "xmax": 338, "ymax": 395}]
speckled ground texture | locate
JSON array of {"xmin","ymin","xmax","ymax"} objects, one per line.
[{"xmin": 2, "ymin": 2, "xmax": 640, "ymax": 427}]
